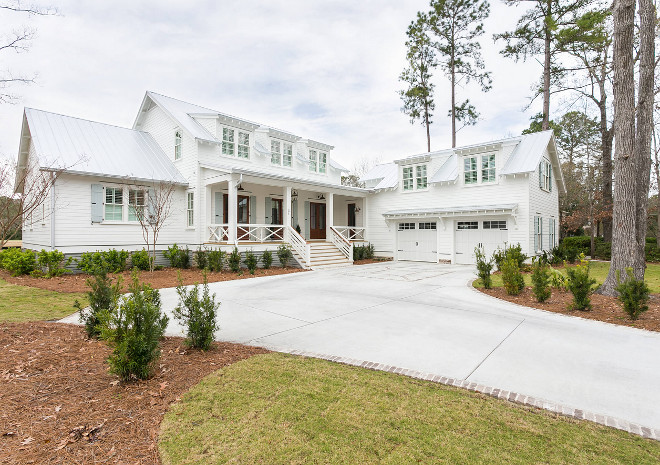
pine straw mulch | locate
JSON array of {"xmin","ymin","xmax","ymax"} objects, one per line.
[
  {"xmin": 0, "ymin": 322, "xmax": 268, "ymax": 465},
  {"xmin": 478, "ymin": 286, "xmax": 660, "ymax": 333},
  {"xmin": 0, "ymin": 267, "xmax": 305, "ymax": 294},
  {"xmin": 353, "ymin": 257, "xmax": 393, "ymax": 266}
]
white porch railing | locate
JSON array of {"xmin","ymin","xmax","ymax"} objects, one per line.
[
  {"xmin": 236, "ymin": 224, "xmax": 285, "ymax": 242},
  {"xmin": 208, "ymin": 224, "xmax": 230, "ymax": 242},
  {"xmin": 330, "ymin": 226, "xmax": 354, "ymax": 262},
  {"xmin": 333, "ymin": 226, "xmax": 366, "ymax": 241},
  {"xmin": 284, "ymin": 225, "xmax": 311, "ymax": 268}
]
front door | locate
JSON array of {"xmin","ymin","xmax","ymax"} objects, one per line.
[
  {"xmin": 310, "ymin": 202, "xmax": 326, "ymax": 239},
  {"xmin": 224, "ymin": 194, "xmax": 250, "ymax": 240}
]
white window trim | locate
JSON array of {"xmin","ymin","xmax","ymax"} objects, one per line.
[
  {"xmin": 237, "ymin": 131, "xmax": 250, "ymax": 159},
  {"xmin": 402, "ymin": 163, "xmax": 428, "ymax": 192},
  {"xmin": 103, "ymin": 185, "xmax": 125, "ymax": 223},
  {"xmin": 309, "ymin": 149, "xmax": 318, "ymax": 172},
  {"xmin": 186, "ymin": 191, "xmax": 195, "ymax": 228},
  {"xmin": 319, "ymin": 151, "xmax": 327, "ymax": 173},
  {"xmin": 174, "ymin": 130, "xmax": 182, "ymax": 161},
  {"xmin": 402, "ymin": 166, "xmax": 414, "ymax": 191},
  {"xmin": 221, "ymin": 126, "xmax": 236, "ymax": 157},
  {"xmin": 540, "ymin": 159, "xmax": 552, "ymax": 192},
  {"xmin": 463, "ymin": 153, "xmax": 497, "ymax": 187},
  {"xmin": 128, "ymin": 188, "xmax": 146, "ymax": 222}
]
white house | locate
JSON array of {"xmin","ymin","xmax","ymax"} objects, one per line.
[{"xmin": 14, "ymin": 91, "xmax": 563, "ymax": 268}]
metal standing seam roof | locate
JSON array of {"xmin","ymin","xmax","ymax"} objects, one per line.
[
  {"xmin": 501, "ymin": 130, "xmax": 553, "ymax": 174},
  {"xmin": 361, "ymin": 163, "xmax": 398, "ymax": 190},
  {"xmin": 430, "ymin": 154, "xmax": 458, "ymax": 183},
  {"xmin": 22, "ymin": 108, "xmax": 188, "ymax": 185},
  {"xmin": 382, "ymin": 203, "xmax": 518, "ymax": 218}
]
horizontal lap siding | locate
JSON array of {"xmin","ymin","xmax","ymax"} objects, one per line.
[
  {"xmin": 529, "ymin": 148, "xmax": 560, "ymax": 253},
  {"xmin": 22, "ymin": 141, "xmax": 52, "ymax": 250}
]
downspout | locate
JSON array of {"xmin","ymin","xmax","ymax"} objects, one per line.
[{"xmin": 50, "ymin": 177, "xmax": 56, "ymax": 251}]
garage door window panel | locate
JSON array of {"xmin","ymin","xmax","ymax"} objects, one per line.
[
  {"xmin": 483, "ymin": 220, "xmax": 506, "ymax": 230},
  {"xmin": 398, "ymin": 222, "xmax": 415, "ymax": 230}
]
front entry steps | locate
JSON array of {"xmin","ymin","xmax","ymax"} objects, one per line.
[{"xmin": 290, "ymin": 241, "xmax": 353, "ymax": 270}]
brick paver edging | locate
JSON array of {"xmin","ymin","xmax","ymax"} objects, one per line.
[{"xmin": 286, "ymin": 349, "xmax": 660, "ymax": 442}]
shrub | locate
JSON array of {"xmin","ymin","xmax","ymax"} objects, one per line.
[
  {"xmin": 207, "ymin": 249, "xmax": 226, "ymax": 272},
  {"xmin": 501, "ymin": 258, "xmax": 525, "ymax": 296},
  {"xmin": 549, "ymin": 267, "xmax": 567, "ymax": 290},
  {"xmin": 531, "ymin": 259, "xmax": 551, "ymax": 303},
  {"xmin": 131, "ymin": 249, "xmax": 152, "ymax": 271},
  {"xmin": 474, "ymin": 246, "xmax": 494, "ymax": 289},
  {"xmin": 353, "ymin": 245, "xmax": 364, "ymax": 261},
  {"xmin": 365, "ymin": 243, "xmax": 375, "ymax": 259},
  {"xmin": 549, "ymin": 246, "xmax": 564, "ymax": 265},
  {"xmin": 645, "ymin": 244, "xmax": 660, "ymax": 262},
  {"xmin": 562, "ymin": 246, "xmax": 580, "ymax": 263},
  {"xmin": 615, "ymin": 268, "xmax": 650, "ymax": 320},
  {"xmin": 565, "ymin": 254, "xmax": 597, "ymax": 311},
  {"xmin": 261, "ymin": 250, "xmax": 273, "ymax": 269},
  {"xmin": 164, "ymin": 244, "xmax": 190, "ymax": 269},
  {"xmin": 228, "ymin": 247, "xmax": 241, "ymax": 273},
  {"xmin": 493, "ymin": 243, "xmax": 526, "ymax": 271},
  {"xmin": 36, "ymin": 249, "xmax": 72, "ymax": 278},
  {"xmin": 2, "ymin": 248, "xmax": 36, "ymax": 276},
  {"xmin": 353, "ymin": 244, "xmax": 375, "ymax": 261},
  {"xmin": 594, "ymin": 240, "xmax": 611, "ymax": 261},
  {"xmin": 560, "ymin": 236, "xmax": 591, "ymax": 255},
  {"xmin": 276, "ymin": 244, "xmax": 292, "ymax": 268},
  {"xmin": 244, "ymin": 249, "xmax": 258, "ymax": 274},
  {"xmin": 98, "ymin": 271, "xmax": 168, "ymax": 381},
  {"xmin": 173, "ymin": 273, "xmax": 220, "ymax": 350},
  {"xmin": 75, "ymin": 271, "xmax": 122, "ymax": 338},
  {"xmin": 194, "ymin": 248, "xmax": 208, "ymax": 270},
  {"xmin": 77, "ymin": 249, "xmax": 129, "ymax": 274}
]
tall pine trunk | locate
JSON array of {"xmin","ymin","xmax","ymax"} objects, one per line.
[
  {"xmin": 425, "ymin": 101, "xmax": 431, "ymax": 152},
  {"xmin": 451, "ymin": 58, "xmax": 456, "ymax": 148},
  {"xmin": 541, "ymin": 0, "xmax": 552, "ymax": 131}
]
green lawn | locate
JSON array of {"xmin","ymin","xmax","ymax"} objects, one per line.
[
  {"xmin": 0, "ymin": 279, "xmax": 84, "ymax": 322},
  {"xmin": 474, "ymin": 261, "xmax": 660, "ymax": 293},
  {"xmin": 159, "ymin": 353, "xmax": 660, "ymax": 465}
]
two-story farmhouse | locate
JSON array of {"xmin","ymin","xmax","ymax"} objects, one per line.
[{"xmin": 14, "ymin": 91, "xmax": 563, "ymax": 268}]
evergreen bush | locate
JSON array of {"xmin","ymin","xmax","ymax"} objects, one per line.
[
  {"xmin": 276, "ymin": 244, "xmax": 292, "ymax": 268},
  {"xmin": 207, "ymin": 249, "xmax": 226, "ymax": 272},
  {"xmin": 99, "ymin": 271, "xmax": 168, "ymax": 381},
  {"xmin": 565, "ymin": 254, "xmax": 597, "ymax": 311},
  {"xmin": 493, "ymin": 243, "xmax": 527, "ymax": 271},
  {"xmin": 131, "ymin": 249, "xmax": 152, "ymax": 271},
  {"xmin": 164, "ymin": 244, "xmax": 190, "ymax": 269},
  {"xmin": 474, "ymin": 246, "xmax": 494, "ymax": 289},
  {"xmin": 228, "ymin": 247, "xmax": 241, "ymax": 273},
  {"xmin": 615, "ymin": 268, "xmax": 650, "ymax": 320},
  {"xmin": 2, "ymin": 249, "xmax": 36, "ymax": 276},
  {"xmin": 244, "ymin": 249, "xmax": 258, "ymax": 274},
  {"xmin": 194, "ymin": 248, "xmax": 208, "ymax": 270},
  {"xmin": 36, "ymin": 249, "xmax": 72, "ymax": 278},
  {"xmin": 173, "ymin": 273, "xmax": 220, "ymax": 350},
  {"xmin": 531, "ymin": 259, "xmax": 551, "ymax": 302},
  {"xmin": 75, "ymin": 271, "xmax": 122, "ymax": 338},
  {"xmin": 261, "ymin": 250, "xmax": 273, "ymax": 269},
  {"xmin": 501, "ymin": 258, "xmax": 525, "ymax": 296},
  {"xmin": 77, "ymin": 249, "xmax": 129, "ymax": 274}
]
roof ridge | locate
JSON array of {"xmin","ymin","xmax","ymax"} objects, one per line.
[{"xmin": 25, "ymin": 107, "xmax": 147, "ymax": 134}]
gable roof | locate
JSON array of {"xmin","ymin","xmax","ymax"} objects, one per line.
[
  {"xmin": 501, "ymin": 130, "xmax": 553, "ymax": 174},
  {"xmin": 16, "ymin": 108, "xmax": 187, "ymax": 190},
  {"xmin": 430, "ymin": 154, "xmax": 458, "ymax": 183},
  {"xmin": 362, "ymin": 163, "xmax": 398, "ymax": 190}
]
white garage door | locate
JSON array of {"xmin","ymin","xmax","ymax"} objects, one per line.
[
  {"xmin": 454, "ymin": 220, "xmax": 508, "ymax": 265},
  {"xmin": 397, "ymin": 222, "xmax": 438, "ymax": 262}
]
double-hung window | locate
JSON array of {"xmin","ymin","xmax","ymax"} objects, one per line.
[
  {"xmin": 534, "ymin": 216, "xmax": 543, "ymax": 251},
  {"xmin": 319, "ymin": 152, "xmax": 327, "ymax": 173},
  {"xmin": 187, "ymin": 192, "xmax": 194, "ymax": 227},
  {"xmin": 481, "ymin": 154, "xmax": 496, "ymax": 182},
  {"xmin": 464, "ymin": 156, "xmax": 478, "ymax": 184},
  {"xmin": 540, "ymin": 160, "xmax": 552, "ymax": 191},
  {"xmin": 271, "ymin": 140, "xmax": 281, "ymax": 165},
  {"xmin": 416, "ymin": 165, "xmax": 427, "ymax": 189},
  {"xmin": 128, "ymin": 189, "xmax": 145, "ymax": 222},
  {"xmin": 222, "ymin": 128, "xmax": 235, "ymax": 156},
  {"xmin": 105, "ymin": 187, "xmax": 123, "ymax": 221},
  {"xmin": 237, "ymin": 132, "xmax": 250, "ymax": 159},
  {"xmin": 283, "ymin": 143, "xmax": 293, "ymax": 167},
  {"xmin": 309, "ymin": 150, "xmax": 318, "ymax": 172},
  {"xmin": 174, "ymin": 131, "xmax": 182, "ymax": 160},
  {"xmin": 402, "ymin": 167, "xmax": 413, "ymax": 191},
  {"xmin": 548, "ymin": 218, "xmax": 556, "ymax": 248}
]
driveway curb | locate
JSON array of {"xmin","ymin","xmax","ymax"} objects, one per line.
[{"xmin": 286, "ymin": 348, "xmax": 660, "ymax": 442}]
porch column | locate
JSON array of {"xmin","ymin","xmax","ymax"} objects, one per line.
[
  {"xmin": 283, "ymin": 186, "xmax": 292, "ymax": 229},
  {"xmin": 326, "ymin": 192, "xmax": 334, "ymax": 238},
  {"xmin": 204, "ymin": 184, "xmax": 212, "ymax": 243},
  {"xmin": 227, "ymin": 175, "xmax": 238, "ymax": 243}
]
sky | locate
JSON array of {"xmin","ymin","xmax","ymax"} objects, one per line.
[{"xmin": 0, "ymin": 0, "xmax": 552, "ymax": 170}]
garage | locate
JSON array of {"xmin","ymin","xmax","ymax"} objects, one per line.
[
  {"xmin": 396, "ymin": 221, "xmax": 438, "ymax": 262},
  {"xmin": 454, "ymin": 219, "xmax": 509, "ymax": 265}
]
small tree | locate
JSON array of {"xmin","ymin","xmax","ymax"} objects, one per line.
[
  {"xmin": 474, "ymin": 246, "xmax": 493, "ymax": 289},
  {"xmin": 131, "ymin": 181, "xmax": 177, "ymax": 272},
  {"xmin": 75, "ymin": 271, "xmax": 122, "ymax": 338},
  {"xmin": 565, "ymin": 254, "xmax": 597, "ymax": 310},
  {"xmin": 531, "ymin": 259, "xmax": 552, "ymax": 302},
  {"xmin": 277, "ymin": 244, "xmax": 292, "ymax": 268},
  {"xmin": 173, "ymin": 273, "xmax": 220, "ymax": 350},
  {"xmin": 228, "ymin": 247, "xmax": 241, "ymax": 273},
  {"xmin": 501, "ymin": 258, "xmax": 525, "ymax": 296},
  {"xmin": 244, "ymin": 249, "xmax": 258, "ymax": 275},
  {"xmin": 261, "ymin": 250, "xmax": 273, "ymax": 269}
]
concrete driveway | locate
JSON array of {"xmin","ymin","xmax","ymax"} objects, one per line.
[{"xmin": 71, "ymin": 262, "xmax": 660, "ymax": 435}]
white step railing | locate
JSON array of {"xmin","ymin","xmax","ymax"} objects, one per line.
[
  {"xmin": 330, "ymin": 226, "xmax": 353, "ymax": 262},
  {"xmin": 284, "ymin": 225, "xmax": 311, "ymax": 268},
  {"xmin": 333, "ymin": 226, "xmax": 366, "ymax": 241}
]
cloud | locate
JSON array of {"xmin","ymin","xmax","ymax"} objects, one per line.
[{"xmin": 0, "ymin": 0, "xmax": 549, "ymax": 170}]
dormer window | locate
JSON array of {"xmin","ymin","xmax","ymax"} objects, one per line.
[
  {"xmin": 309, "ymin": 150, "xmax": 318, "ymax": 172},
  {"xmin": 283, "ymin": 143, "xmax": 293, "ymax": 167},
  {"xmin": 222, "ymin": 128, "xmax": 235, "ymax": 156},
  {"xmin": 416, "ymin": 165, "xmax": 427, "ymax": 189},
  {"xmin": 174, "ymin": 131, "xmax": 182, "ymax": 160},
  {"xmin": 403, "ymin": 167, "xmax": 413, "ymax": 191},
  {"xmin": 481, "ymin": 154, "xmax": 496, "ymax": 182},
  {"xmin": 271, "ymin": 140, "xmax": 281, "ymax": 164},
  {"xmin": 464, "ymin": 157, "xmax": 478, "ymax": 184},
  {"xmin": 464, "ymin": 153, "xmax": 496, "ymax": 184},
  {"xmin": 319, "ymin": 152, "xmax": 327, "ymax": 173},
  {"xmin": 238, "ymin": 132, "xmax": 249, "ymax": 159}
]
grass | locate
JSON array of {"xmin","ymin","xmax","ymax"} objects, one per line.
[
  {"xmin": 473, "ymin": 261, "xmax": 660, "ymax": 293},
  {"xmin": 159, "ymin": 353, "xmax": 660, "ymax": 465},
  {"xmin": 0, "ymin": 279, "xmax": 84, "ymax": 322}
]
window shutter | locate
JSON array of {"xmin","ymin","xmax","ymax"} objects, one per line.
[
  {"xmin": 292, "ymin": 199, "xmax": 298, "ymax": 229},
  {"xmin": 548, "ymin": 163, "xmax": 553, "ymax": 192},
  {"xmin": 265, "ymin": 197, "xmax": 272, "ymax": 224},
  {"xmin": 214, "ymin": 192, "xmax": 223, "ymax": 224},
  {"xmin": 539, "ymin": 163, "xmax": 543, "ymax": 188},
  {"xmin": 249, "ymin": 196, "xmax": 256, "ymax": 224},
  {"xmin": 304, "ymin": 201, "xmax": 310, "ymax": 239},
  {"xmin": 534, "ymin": 217, "xmax": 539, "ymax": 251},
  {"xmin": 540, "ymin": 217, "xmax": 543, "ymax": 250},
  {"xmin": 91, "ymin": 184, "xmax": 103, "ymax": 223}
]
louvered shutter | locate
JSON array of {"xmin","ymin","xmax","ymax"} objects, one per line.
[
  {"xmin": 304, "ymin": 201, "xmax": 310, "ymax": 239},
  {"xmin": 214, "ymin": 192, "xmax": 222, "ymax": 224},
  {"xmin": 265, "ymin": 197, "xmax": 272, "ymax": 224},
  {"xmin": 249, "ymin": 196, "xmax": 256, "ymax": 224},
  {"xmin": 91, "ymin": 184, "xmax": 103, "ymax": 223},
  {"xmin": 539, "ymin": 163, "xmax": 543, "ymax": 188},
  {"xmin": 292, "ymin": 199, "xmax": 298, "ymax": 230},
  {"xmin": 548, "ymin": 163, "xmax": 553, "ymax": 192},
  {"xmin": 534, "ymin": 217, "xmax": 539, "ymax": 251}
]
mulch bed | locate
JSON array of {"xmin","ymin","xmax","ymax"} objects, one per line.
[
  {"xmin": 354, "ymin": 257, "xmax": 393, "ymax": 266},
  {"xmin": 478, "ymin": 286, "xmax": 660, "ymax": 333},
  {"xmin": 0, "ymin": 322, "xmax": 268, "ymax": 464},
  {"xmin": 0, "ymin": 267, "xmax": 304, "ymax": 294}
]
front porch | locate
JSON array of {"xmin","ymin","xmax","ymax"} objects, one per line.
[{"xmin": 200, "ymin": 173, "xmax": 367, "ymax": 269}]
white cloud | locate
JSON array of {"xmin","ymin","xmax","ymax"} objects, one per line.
[{"xmin": 0, "ymin": 0, "xmax": 549, "ymax": 170}]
